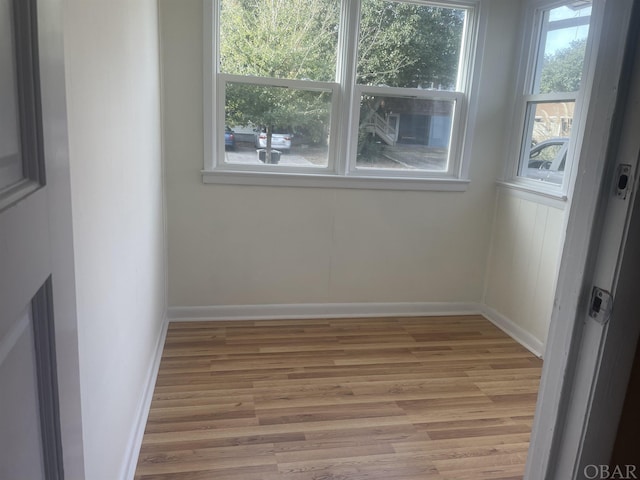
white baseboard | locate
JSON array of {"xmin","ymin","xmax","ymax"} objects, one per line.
[
  {"xmin": 168, "ymin": 302, "xmax": 481, "ymax": 321},
  {"xmin": 120, "ymin": 315, "xmax": 168, "ymax": 480},
  {"xmin": 168, "ymin": 302, "xmax": 545, "ymax": 358},
  {"xmin": 478, "ymin": 304, "xmax": 545, "ymax": 358}
]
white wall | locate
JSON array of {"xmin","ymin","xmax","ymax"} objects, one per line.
[
  {"xmin": 63, "ymin": 1, "xmax": 166, "ymax": 479},
  {"xmin": 160, "ymin": 0, "xmax": 522, "ymax": 310},
  {"xmin": 480, "ymin": 0, "xmax": 571, "ymax": 351},
  {"xmin": 484, "ymin": 189, "xmax": 564, "ymax": 347}
]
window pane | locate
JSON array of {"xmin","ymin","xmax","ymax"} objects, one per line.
[
  {"xmin": 219, "ymin": 0, "xmax": 339, "ymax": 82},
  {"xmin": 548, "ymin": 3, "xmax": 591, "ymax": 22},
  {"xmin": 357, "ymin": 0, "xmax": 466, "ymax": 90},
  {"xmin": 519, "ymin": 101, "xmax": 574, "ymax": 185},
  {"xmin": 0, "ymin": 0, "xmax": 24, "ymax": 191},
  {"xmin": 223, "ymin": 82, "xmax": 331, "ymax": 167},
  {"xmin": 356, "ymin": 94, "xmax": 454, "ymax": 171},
  {"xmin": 535, "ymin": 4, "xmax": 591, "ymax": 94}
]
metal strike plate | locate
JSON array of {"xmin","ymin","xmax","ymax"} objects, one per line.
[
  {"xmin": 615, "ymin": 164, "xmax": 632, "ymax": 200},
  {"xmin": 589, "ymin": 287, "xmax": 613, "ymax": 325}
]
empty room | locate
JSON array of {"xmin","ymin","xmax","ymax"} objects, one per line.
[{"xmin": 1, "ymin": 0, "xmax": 639, "ymax": 480}]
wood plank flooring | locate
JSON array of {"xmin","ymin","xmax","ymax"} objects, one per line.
[{"xmin": 135, "ymin": 315, "xmax": 543, "ymax": 480}]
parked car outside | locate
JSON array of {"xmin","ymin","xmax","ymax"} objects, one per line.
[
  {"xmin": 254, "ymin": 128, "xmax": 292, "ymax": 152},
  {"xmin": 526, "ymin": 137, "xmax": 569, "ymax": 185},
  {"xmin": 224, "ymin": 127, "xmax": 236, "ymax": 150}
]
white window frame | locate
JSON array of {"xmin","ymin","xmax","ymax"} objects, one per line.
[
  {"xmin": 502, "ymin": 0, "xmax": 597, "ymax": 200},
  {"xmin": 202, "ymin": 0, "xmax": 482, "ymax": 191},
  {"xmin": 347, "ymin": 86, "xmax": 465, "ymax": 179},
  {"xmin": 213, "ymin": 75, "xmax": 342, "ymax": 176}
]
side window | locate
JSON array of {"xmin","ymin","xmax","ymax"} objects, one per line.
[{"xmin": 513, "ymin": 1, "xmax": 592, "ymax": 192}]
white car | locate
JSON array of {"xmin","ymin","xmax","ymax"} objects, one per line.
[
  {"xmin": 254, "ymin": 129, "xmax": 292, "ymax": 152},
  {"xmin": 526, "ymin": 138, "xmax": 568, "ymax": 185}
]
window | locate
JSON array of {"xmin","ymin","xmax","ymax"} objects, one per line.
[
  {"xmin": 204, "ymin": 0, "xmax": 479, "ymax": 189},
  {"xmin": 508, "ymin": 0, "xmax": 593, "ymax": 195}
]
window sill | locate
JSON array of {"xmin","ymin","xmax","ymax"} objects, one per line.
[
  {"xmin": 202, "ymin": 170, "xmax": 470, "ymax": 192},
  {"xmin": 497, "ymin": 180, "xmax": 568, "ymax": 208}
]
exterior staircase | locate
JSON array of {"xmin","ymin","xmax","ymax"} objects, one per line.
[{"xmin": 362, "ymin": 110, "xmax": 397, "ymax": 146}]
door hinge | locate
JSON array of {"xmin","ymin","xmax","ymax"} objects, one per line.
[
  {"xmin": 589, "ymin": 287, "xmax": 613, "ymax": 325},
  {"xmin": 615, "ymin": 164, "xmax": 633, "ymax": 200}
]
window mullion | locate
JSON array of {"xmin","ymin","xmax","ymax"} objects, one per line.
[
  {"xmin": 347, "ymin": 84, "xmax": 364, "ymax": 176},
  {"xmin": 204, "ymin": 0, "xmax": 215, "ymax": 170},
  {"xmin": 336, "ymin": 0, "xmax": 360, "ymax": 176},
  {"xmin": 218, "ymin": 74, "xmax": 337, "ymax": 92},
  {"xmin": 546, "ymin": 15, "xmax": 590, "ymax": 31},
  {"xmin": 524, "ymin": 92, "xmax": 578, "ymax": 103}
]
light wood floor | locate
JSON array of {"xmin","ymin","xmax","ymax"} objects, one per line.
[{"xmin": 135, "ymin": 315, "xmax": 543, "ymax": 480}]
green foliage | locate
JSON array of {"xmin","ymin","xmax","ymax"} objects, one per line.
[
  {"xmin": 220, "ymin": 0, "xmax": 465, "ymax": 147},
  {"xmin": 357, "ymin": 130, "xmax": 384, "ymax": 161},
  {"xmin": 221, "ymin": 0, "xmax": 337, "ymax": 146},
  {"xmin": 357, "ymin": 1, "xmax": 464, "ymax": 89},
  {"xmin": 539, "ymin": 38, "xmax": 587, "ymax": 94},
  {"xmin": 220, "ymin": 0, "xmax": 339, "ymax": 81},
  {"xmin": 225, "ymin": 84, "xmax": 331, "ymax": 145}
]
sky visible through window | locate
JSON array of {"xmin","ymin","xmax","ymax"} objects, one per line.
[{"xmin": 545, "ymin": 5, "xmax": 591, "ymax": 55}]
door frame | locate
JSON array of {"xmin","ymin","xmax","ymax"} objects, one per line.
[
  {"xmin": 36, "ymin": 0, "xmax": 85, "ymax": 476},
  {"xmin": 526, "ymin": 0, "xmax": 640, "ymax": 478}
]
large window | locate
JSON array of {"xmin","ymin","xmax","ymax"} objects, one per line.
[
  {"xmin": 508, "ymin": 0, "xmax": 593, "ymax": 194},
  {"xmin": 204, "ymin": 0, "xmax": 478, "ymax": 189}
]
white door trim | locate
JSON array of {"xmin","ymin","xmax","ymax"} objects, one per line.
[
  {"xmin": 550, "ymin": 3, "xmax": 640, "ymax": 476},
  {"xmin": 37, "ymin": 0, "xmax": 86, "ymax": 476},
  {"xmin": 525, "ymin": 1, "xmax": 638, "ymax": 478}
]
